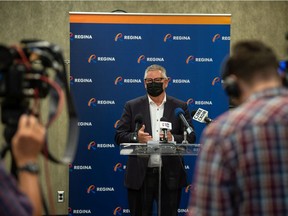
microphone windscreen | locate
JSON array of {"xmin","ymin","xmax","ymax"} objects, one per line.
[
  {"xmin": 174, "ymin": 107, "xmax": 185, "ymax": 117},
  {"xmin": 134, "ymin": 114, "xmax": 143, "ymax": 124}
]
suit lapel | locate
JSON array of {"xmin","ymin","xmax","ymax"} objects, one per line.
[
  {"xmin": 163, "ymin": 96, "xmax": 172, "ymax": 119},
  {"xmin": 142, "ymin": 96, "xmax": 152, "ymax": 135}
]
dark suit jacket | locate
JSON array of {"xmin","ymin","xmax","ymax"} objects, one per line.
[{"xmin": 115, "ymin": 95, "xmax": 196, "ymax": 190}]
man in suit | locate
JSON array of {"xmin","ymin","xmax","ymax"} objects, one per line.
[{"xmin": 115, "ymin": 64, "xmax": 196, "ymax": 216}]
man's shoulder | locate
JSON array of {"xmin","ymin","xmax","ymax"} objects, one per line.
[
  {"xmin": 203, "ymin": 109, "xmax": 241, "ymax": 138},
  {"xmin": 166, "ymin": 95, "xmax": 186, "ymax": 105},
  {"xmin": 126, "ymin": 95, "xmax": 147, "ymax": 105}
]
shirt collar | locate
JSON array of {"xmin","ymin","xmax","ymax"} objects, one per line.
[
  {"xmin": 147, "ymin": 93, "xmax": 167, "ymax": 106},
  {"xmin": 248, "ymin": 87, "xmax": 288, "ymax": 101}
]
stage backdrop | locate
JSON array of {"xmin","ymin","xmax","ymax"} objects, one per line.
[{"xmin": 69, "ymin": 12, "xmax": 231, "ymax": 216}]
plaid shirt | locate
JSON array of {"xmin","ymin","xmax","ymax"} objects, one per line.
[
  {"xmin": 188, "ymin": 87, "xmax": 288, "ymax": 216},
  {"xmin": 0, "ymin": 162, "xmax": 33, "ymax": 215}
]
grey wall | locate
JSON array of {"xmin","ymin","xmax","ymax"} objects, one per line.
[{"xmin": 0, "ymin": 1, "xmax": 287, "ymax": 214}]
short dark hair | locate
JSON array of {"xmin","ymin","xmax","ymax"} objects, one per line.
[{"xmin": 222, "ymin": 40, "xmax": 279, "ymax": 83}]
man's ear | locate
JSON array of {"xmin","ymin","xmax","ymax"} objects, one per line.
[{"xmin": 164, "ymin": 78, "xmax": 170, "ymax": 89}]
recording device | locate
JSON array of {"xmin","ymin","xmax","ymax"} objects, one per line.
[
  {"xmin": 159, "ymin": 117, "xmax": 172, "ymax": 143},
  {"xmin": 0, "ymin": 40, "xmax": 79, "ymax": 216},
  {"xmin": 0, "ymin": 42, "xmax": 49, "ymax": 142},
  {"xmin": 221, "ymin": 56, "xmax": 241, "ymax": 99},
  {"xmin": 174, "ymin": 107, "xmax": 194, "ymax": 135},
  {"xmin": 0, "ymin": 40, "xmax": 79, "ymax": 168},
  {"xmin": 192, "ymin": 108, "xmax": 213, "ymax": 124},
  {"xmin": 131, "ymin": 114, "xmax": 143, "ymax": 142}
]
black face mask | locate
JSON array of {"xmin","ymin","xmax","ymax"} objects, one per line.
[{"xmin": 146, "ymin": 82, "xmax": 164, "ymax": 97}]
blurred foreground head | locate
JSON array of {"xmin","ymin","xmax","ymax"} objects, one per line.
[{"xmin": 222, "ymin": 40, "xmax": 281, "ymax": 106}]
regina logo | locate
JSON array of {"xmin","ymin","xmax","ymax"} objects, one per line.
[
  {"xmin": 171, "ymin": 78, "xmax": 191, "ymax": 84},
  {"xmin": 186, "ymin": 98, "xmax": 194, "ymax": 106},
  {"xmin": 185, "ymin": 184, "xmax": 194, "ymax": 193},
  {"xmin": 73, "ymin": 165, "xmax": 92, "ymax": 170},
  {"xmin": 70, "ymin": 32, "xmax": 74, "ymax": 41},
  {"xmin": 137, "ymin": 55, "xmax": 165, "ymax": 64},
  {"xmin": 88, "ymin": 98, "xmax": 116, "ymax": 106},
  {"xmin": 69, "ymin": 163, "xmax": 73, "ymax": 172},
  {"xmin": 88, "ymin": 54, "xmax": 97, "ymax": 63},
  {"xmin": 96, "ymin": 143, "xmax": 115, "ymax": 148},
  {"xmin": 212, "ymin": 77, "xmax": 221, "ymax": 86},
  {"xmin": 87, "ymin": 185, "xmax": 96, "ymax": 194},
  {"xmin": 212, "ymin": 33, "xmax": 230, "ymax": 42},
  {"xmin": 70, "ymin": 32, "xmax": 93, "ymax": 40},
  {"xmin": 194, "ymin": 100, "xmax": 213, "ymax": 105},
  {"xmin": 114, "ymin": 120, "xmax": 120, "ymax": 129},
  {"xmin": 115, "ymin": 76, "xmax": 123, "ymax": 85},
  {"xmin": 88, "ymin": 186, "xmax": 115, "ymax": 192},
  {"xmin": 69, "ymin": 208, "xmax": 92, "ymax": 215},
  {"xmin": 71, "ymin": 76, "xmax": 93, "ymax": 84},
  {"xmin": 164, "ymin": 33, "xmax": 191, "ymax": 42},
  {"xmin": 212, "ymin": 33, "xmax": 221, "ymax": 42},
  {"xmin": 186, "ymin": 55, "xmax": 195, "ymax": 64},
  {"xmin": 114, "ymin": 206, "xmax": 130, "ymax": 215},
  {"xmin": 113, "ymin": 207, "xmax": 122, "ymax": 215},
  {"xmin": 114, "ymin": 163, "xmax": 125, "ymax": 172},
  {"xmin": 88, "ymin": 98, "xmax": 97, "ymax": 107},
  {"xmin": 137, "ymin": 55, "xmax": 146, "ymax": 64},
  {"xmin": 115, "ymin": 32, "xmax": 142, "ymax": 41},
  {"xmin": 70, "ymin": 76, "xmax": 74, "ymax": 85},
  {"xmin": 164, "ymin": 33, "xmax": 172, "ymax": 42},
  {"xmin": 88, "ymin": 54, "xmax": 116, "ymax": 63},
  {"xmin": 68, "ymin": 207, "xmax": 73, "ymax": 216},
  {"xmin": 78, "ymin": 122, "xmax": 92, "ymax": 127},
  {"xmin": 186, "ymin": 55, "xmax": 213, "ymax": 64},
  {"xmin": 88, "ymin": 141, "xmax": 96, "ymax": 151},
  {"xmin": 115, "ymin": 33, "xmax": 123, "ymax": 41},
  {"xmin": 115, "ymin": 76, "xmax": 142, "ymax": 85}
]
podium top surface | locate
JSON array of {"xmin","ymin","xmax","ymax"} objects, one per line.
[{"xmin": 120, "ymin": 143, "xmax": 200, "ymax": 156}]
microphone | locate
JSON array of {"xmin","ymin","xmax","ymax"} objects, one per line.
[
  {"xmin": 159, "ymin": 117, "xmax": 172, "ymax": 143},
  {"xmin": 174, "ymin": 108, "xmax": 194, "ymax": 135},
  {"xmin": 131, "ymin": 114, "xmax": 143, "ymax": 142},
  {"xmin": 192, "ymin": 108, "xmax": 213, "ymax": 124}
]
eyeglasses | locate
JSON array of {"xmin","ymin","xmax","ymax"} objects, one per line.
[{"xmin": 144, "ymin": 77, "xmax": 166, "ymax": 84}]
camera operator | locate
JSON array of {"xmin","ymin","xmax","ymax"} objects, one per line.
[{"xmin": 0, "ymin": 114, "xmax": 45, "ymax": 216}]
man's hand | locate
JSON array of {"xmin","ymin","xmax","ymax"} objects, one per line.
[
  {"xmin": 11, "ymin": 114, "xmax": 46, "ymax": 216},
  {"xmin": 137, "ymin": 125, "xmax": 152, "ymax": 143},
  {"xmin": 12, "ymin": 114, "xmax": 46, "ymax": 167}
]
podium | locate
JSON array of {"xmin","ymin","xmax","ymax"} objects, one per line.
[{"xmin": 120, "ymin": 142, "xmax": 200, "ymax": 216}]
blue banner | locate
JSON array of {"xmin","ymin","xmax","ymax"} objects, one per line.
[{"xmin": 69, "ymin": 13, "xmax": 230, "ymax": 216}]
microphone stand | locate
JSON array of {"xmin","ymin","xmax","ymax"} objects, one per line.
[{"xmin": 182, "ymin": 131, "xmax": 188, "ymax": 144}]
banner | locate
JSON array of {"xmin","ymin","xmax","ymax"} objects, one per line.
[{"xmin": 69, "ymin": 12, "xmax": 231, "ymax": 216}]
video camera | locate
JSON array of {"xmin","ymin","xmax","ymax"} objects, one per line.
[
  {"xmin": 0, "ymin": 39, "xmax": 78, "ymax": 166},
  {"xmin": 0, "ymin": 40, "xmax": 52, "ymax": 142}
]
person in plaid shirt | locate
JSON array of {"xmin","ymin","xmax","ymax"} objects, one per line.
[{"xmin": 188, "ymin": 40, "xmax": 288, "ymax": 215}]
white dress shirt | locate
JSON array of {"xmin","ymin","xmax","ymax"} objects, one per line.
[{"xmin": 147, "ymin": 94, "xmax": 166, "ymax": 167}]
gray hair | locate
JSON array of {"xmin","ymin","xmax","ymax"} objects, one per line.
[{"xmin": 144, "ymin": 64, "xmax": 168, "ymax": 79}]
